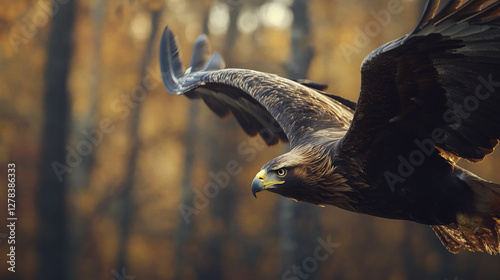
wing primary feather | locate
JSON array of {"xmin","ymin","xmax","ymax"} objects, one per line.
[
  {"xmin": 410, "ymin": 0, "xmax": 440, "ymax": 35},
  {"xmin": 159, "ymin": 26, "xmax": 184, "ymax": 95},
  {"xmin": 189, "ymin": 34, "xmax": 211, "ymax": 72},
  {"xmin": 458, "ymin": 1, "xmax": 500, "ymax": 24},
  {"xmin": 433, "ymin": 0, "xmax": 483, "ymax": 25},
  {"xmin": 203, "ymin": 52, "xmax": 225, "ymax": 71},
  {"xmin": 434, "ymin": 0, "xmax": 467, "ymax": 23}
]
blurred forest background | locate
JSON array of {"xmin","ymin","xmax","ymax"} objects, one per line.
[{"xmin": 1, "ymin": 0, "xmax": 500, "ymax": 279}]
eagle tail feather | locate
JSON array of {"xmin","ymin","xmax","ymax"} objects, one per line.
[
  {"xmin": 432, "ymin": 170, "xmax": 500, "ymax": 254},
  {"xmin": 431, "ymin": 217, "xmax": 500, "ymax": 255}
]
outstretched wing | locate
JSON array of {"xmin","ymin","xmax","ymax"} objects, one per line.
[
  {"xmin": 160, "ymin": 27, "xmax": 354, "ymax": 148},
  {"xmin": 343, "ymin": 0, "xmax": 500, "ymax": 162}
]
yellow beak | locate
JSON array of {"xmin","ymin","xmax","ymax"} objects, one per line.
[{"xmin": 251, "ymin": 170, "xmax": 285, "ymax": 197}]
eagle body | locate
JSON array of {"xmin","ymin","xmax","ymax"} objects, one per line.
[
  {"xmin": 336, "ymin": 137, "xmax": 474, "ymax": 225},
  {"xmin": 276, "ymin": 133, "xmax": 474, "ymax": 227},
  {"xmin": 161, "ymin": 0, "xmax": 500, "ymax": 254}
]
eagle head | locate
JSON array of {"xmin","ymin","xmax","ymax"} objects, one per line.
[{"xmin": 251, "ymin": 144, "xmax": 351, "ymax": 206}]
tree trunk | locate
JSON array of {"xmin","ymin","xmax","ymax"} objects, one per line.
[
  {"xmin": 36, "ymin": 1, "xmax": 76, "ymax": 279},
  {"xmin": 173, "ymin": 100, "xmax": 200, "ymax": 280},
  {"xmin": 114, "ymin": 8, "xmax": 162, "ymax": 272},
  {"xmin": 68, "ymin": 1, "xmax": 106, "ymax": 279},
  {"xmin": 285, "ymin": 0, "xmax": 314, "ymax": 80},
  {"xmin": 281, "ymin": 0, "xmax": 321, "ymax": 279},
  {"xmin": 70, "ymin": 0, "xmax": 106, "ymax": 190},
  {"xmin": 173, "ymin": 9, "xmax": 210, "ymax": 280},
  {"xmin": 195, "ymin": 2, "xmax": 241, "ymax": 279}
]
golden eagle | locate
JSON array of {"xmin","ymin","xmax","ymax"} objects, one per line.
[{"xmin": 160, "ymin": 0, "xmax": 500, "ymax": 254}]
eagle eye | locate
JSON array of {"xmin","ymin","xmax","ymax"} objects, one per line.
[{"xmin": 276, "ymin": 168, "xmax": 287, "ymax": 177}]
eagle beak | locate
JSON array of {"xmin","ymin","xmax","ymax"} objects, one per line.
[
  {"xmin": 251, "ymin": 170, "xmax": 285, "ymax": 198},
  {"xmin": 252, "ymin": 170, "xmax": 266, "ymax": 198}
]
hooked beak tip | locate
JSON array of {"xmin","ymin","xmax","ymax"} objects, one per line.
[{"xmin": 251, "ymin": 176, "xmax": 264, "ymax": 198}]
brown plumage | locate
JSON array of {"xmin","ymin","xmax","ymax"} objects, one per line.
[{"xmin": 160, "ymin": 0, "xmax": 500, "ymax": 254}]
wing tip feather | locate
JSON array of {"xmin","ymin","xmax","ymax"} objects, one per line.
[
  {"xmin": 159, "ymin": 26, "xmax": 184, "ymax": 95},
  {"xmin": 190, "ymin": 34, "xmax": 210, "ymax": 72}
]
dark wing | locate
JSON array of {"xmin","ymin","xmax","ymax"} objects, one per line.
[
  {"xmin": 343, "ymin": 0, "xmax": 500, "ymax": 162},
  {"xmin": 160, "ymin": 27, "xmax": 354, "ymax": 148}
]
